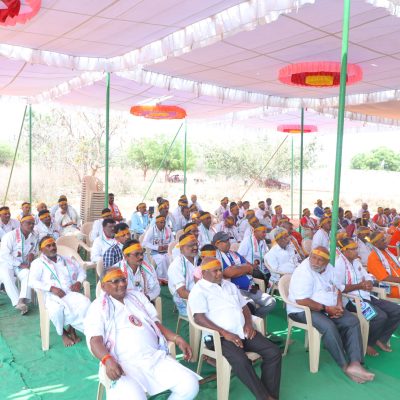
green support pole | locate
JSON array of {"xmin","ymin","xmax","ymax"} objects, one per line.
[
  {"xmin": 3, "ymin": 105, "xmax": 27, "ymax": 205},
  {"xmin": 329, "ymin": 0, "xmax": 351, "ymax": 265},
  {"xmin": 142, "ymin": 123, "xmax": 184, "ymax": 202},
  {"xmin": 29, "ymin": 104, "xmax": 32, "ymax": 204},
  {"xmin": 183, "ymin": 119, "xmax": 187, "ymax": 195},
  {"xmin": 290, "ymin": 136, "xmax": 294, "ymax": 219},
  {"xmin": 299, "ymin": 107, "xmax": 304, "ymax": 230},
  {"xmin": 105, "ymin": 72, "xmax": 110, "ymax": 207}
]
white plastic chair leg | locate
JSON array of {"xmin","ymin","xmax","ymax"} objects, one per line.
[
  {"xmin": 308, "ymin": 330, "xmax": 321, "ymax": 373},
  {"xmin": 283, "ymin": 319, "xmax": 292, "ymax": 356},
  {"xmin": 97, "ymin": 382, "xmax": 105, "ymax": 400},
  {"xmin": 216, "ymin": 357, "xmax": 232, "ymax": 400}
]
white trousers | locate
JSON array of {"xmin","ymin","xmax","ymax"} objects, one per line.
[
  {"xmin": 0, "ymin": 266, "xmax": 31, "ymax": 306},
  {"xmin": 152, "ymin": 253, "xmax": 170, "ymax": 280},
  {"xmin": 46, "ymin": 291, "xmax": 91, "ymax": 336},
  {"xmin": 108, "ymin": 356, "xmax": 199, "ymax": 400}
]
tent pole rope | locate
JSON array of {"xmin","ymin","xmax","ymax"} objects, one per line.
[
  {"xmin": 141, "ymin": 122, "xmax": 184, "ymax": 202},
  {"xmin": 240, "ymin": 134, "xmax": 288, "ymax": 200},
  {"xmin": 330, "ymin": 0, "xmax": 351, "ymax": 265},
  {"xmin": 3, "ymin": 105, "xmax": 28, "ymax": 205}
]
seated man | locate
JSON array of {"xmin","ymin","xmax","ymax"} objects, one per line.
[
  {"xmin": 29, "ymin": 236, "xmax": 90, "ymax": 346},
  {"xmin": 313, "ymin": 199, "xmax": 324, "ymax": 220},
  {"xmin": 172, "ymin": 197, "xmax": 189, "ymax": 223},
  {"xmin": 151, "ymin": 201, "xmax": 176, "ymax": 232},
  {"xmin": 103, "ymin": 223, "xmax": 131, "ymax": 268},
  {"xmin": 113, "ymin": 239, "xmax": 160, "ymax": 302},
  {"xmin": 336, "ymin": 238, "xmax": 400, "ymax": 356},
  {"xmin": 34, "ymin": 209, "xmax": 60, "ymax": 241},
  {"xmin": 215, "ymin": 216, "xmax": 241, "ymax": 243},
  {"xmin": 85, "ymin": 267, "xmax": 199, "ymax": 400},
  {"xmin": 355, "ymin": 226, "xmax": 372, "ymax": 266},
  {"xmin": 90, "ymin": 208, "xmax": 112, "ymax": 242},
  {"xmin": 130, "ymin": 202, "xmax": 149, "ymax": 239},
  {"xmin": 17, "ymin": 202, "xmax": 32, "ymax": 221},
  {"xmin": 288, "ymin": 246, "xmax": 375, "ymax": 383},
  {"xmin": 143, "ymin": 215, "xmax": 172, "ymax": 283},
  {"xmin": 300, "ymin": 208, "xmax": 318, "ymax": 234},
  {"xmin": 168, "ymin": 233, "xmax": 199, "ymax": 316},
  {"xmin": 174, "ymin": 206, "xmax": 191, "ymax": 232},
  {"xmin": 91, "ymin": 218, "xmax": 117, "ymax": 263},
  {"xmin": 0, "ymin": 215, "xmax": 38, "ymax": 314},
  {"xmin": 108, "ymin": 193, "xmax": 123, "ymax": 222},
  {"xmin": 213, "ymin": 232, "xmax": 275, "ymax": 318},
  {"xmin": 189, "ymin": 257, "xmax": 281, "ymax": 400},
  {"xmin": 265, "ymin": 228, "xmax": 300, "ymax": 283},
  {"xmin": 189, "ymin": 194, "xmax": 202, "ymax": 212},
  {"xmin": 311, "ymin": 216, "xmax": 331, "ymax": 249},
  {"xmin": 271, "ymin": 205, "xmax": 288, "ymax": 228},
  {"xmin": 367, "ymin": 231, "xmax": 400, "ymax": 299},
  {"xmin": 215, "ymin": 197, "xmax": 229, "ymax": 222},
  {"xmin": 171, "ymin": 222, "xmax": 199, "ymax": 260},
  {"xmin": 198, "ymin": 211, "xmax": 216, "ymax": 247},
  {"xmin": 0, "ymin": 206, "xmax": 20, "ymax": 240},
  {"xmin": 54, "ymin": 197, "xmax": 81, "ymax": 236},
  {"xmin": 372, "ymin": 207, "xmax": 389, "ymax": 228},
  {"xmin": 280, "ymin": 220, "xmax": 304, "ymax": 257},
  {"xmin": 255, "ymin": 201, "xmax": 273, "ymax": 229}
]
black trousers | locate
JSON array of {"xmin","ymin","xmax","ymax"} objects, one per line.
[
  {"xmin": 345, "ymin": 297, "xmax": 400, "ymax": 345},
  {"xmin": 221, "ymin": 332, "xmax": 281, "ymax": 400},
  {"xmin": 252, "ymin": 269, "xmax": 271, "ymax": 288}
]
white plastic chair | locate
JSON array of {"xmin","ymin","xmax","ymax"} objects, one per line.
[
  {"xmin": 374, "ymin": 281, "xmax": 400, "ymax": 304},
  {"xmin": 57, "ymin": 245, "xmax": 96, "ymax": 272},
  {"xmin": 80, "ymin": 221, "xmax": 94, "ymax": 246},
  {"xmin": 175, "ymin": 229, "xmax": 184, "ymax": 241},
  {"xmin": 278, "ymin": 274, "xmax": 322, "ymax": 373},
  {"xmin": 188, "ymin": 305, "xmax": 264, "ymax": 400},
  {"xmin": 168, "ymin": 240, "xmax": 177, "ymax": 261},
  {"xmin": 56, "ymin": 235, "xmax": 92, "ymax": 254},
  {"xmin": 301, "ymin": 239, "xmax": 312, "ymax": 256},
  {"xmin": 176, "ymin": 301, "xmax": 200, "ymax": 362},
  {"xmin": 36, "ymin": 281, "xmax": 90, "ymax": 351}
]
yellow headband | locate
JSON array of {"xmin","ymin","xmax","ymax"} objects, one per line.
[
  {"xmin": 102, "ymin": 269, "xmax": 126, "ymax": 283},
  {"xmin": 246, "ymin": 210, "xmax": 255, "ymax": 217},
  {"xmin": 123, "ymin": 243, "xmax": 142, "ymax": 255},
  {"xmin": 156, "ymin": 216, "xmax": 166, "ymax": 223},
  {"xmin": 336, "ymin": 232, "xmax": 348, "ymax": 240},
  {"xmin": 40, "ymin": 237, "xmax": 55, "ymax": 250},
  {"xmin": 254, "ymin": 225, "xmax": 267, "ymax": 232},
  {"xmin": 158, "ymin": 202, "xmax": 168, "ymax": 210},
  {"xmin": 21, "ymin": 215, "xmax": 35, "ymax": 223},
  {"xmin": 178, "ymin": 200, "xmax": 188, "ymax": 206},
  {"xmin": 0, "ymin": 208, "xmax": 10, "ymax": 215},
  {"xmin": 339, "ymin": 241, "xmax": 358, "ymax": 251},
  {"xmin": 201, "ymin": 259, "xmax": 221, "ymax": 271},
  {"xmin": 184, "ymin": 223, "xmax": 197, "ymax": 233},
  {"xmin": 201, "ymin": 250, "xmax": 217, "ymax": 257},
  {"xmin": 225, "ymin": 216, "xmax": 234, "ymax": 224},
  {"xmin": 370, "ymin": 232, "xmax": 384, "ymax": 244},
  {"xmin": 274, "ymin": 205, "xmax": 281, "ymax": 210},
  {"xmin": 101, "ymin": 211, "xmax": 112, "ymax": 218},
  {"xmin": 199, "ymin": 213, "xmax": 211, "ymax": 221},
  {"xmin": 189, "ymin": 204, "xmax": 197, "ymax": 211},
  {"xmin": 311, "ymin": 249, "xmax": 330, "ymax": 260},
  {"xmin": 275, "ymin": 230, "xmax": 288, "ymax": 241},
  {"xmin": 179, "ymin": 234, "xmax": 196, "ymax": 247},
  {"xmin": 319, "ymin": 217, "xmax": 331, "ymax": 226},
  {"xmin": 191, "ymin": 212, "xmax": 200, "ymax": 219},
  {"xmin": 39, "ymin": 212, "xmax": 50, "ymax": 220},
  {"xmin": 249, "ymin": 217, "xmax": 258, "ymax": 224},
  {"xmin": 115, "ymin": 228, "xmax": 130, "ymax": 238}
]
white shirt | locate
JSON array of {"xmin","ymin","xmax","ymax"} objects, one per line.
[
  {"xmin": 287, "ymin": 259, "xmax": 338, "ymax": 314},
  {"xmin": 0, "ymin": 218, "xmax": 20, "ymax": 234},
  {"xmin": 264, "ymin": 243, "xmax": 299, "ymax": 282},
  {"xmin": 198, "ymin": 224, "xmax": 216, "ymax": 248},
  {"xmin": 311, "ymin": 228, "xmax": 330, "ymax": 250},
  {"xmin": 34, "ymin": 220, "xmax": 60, "ymax": 241},
  {"xmin": 91, "ymin": 232, "xmax": 117, "ymax": 263},
  {"xmin": 215, "ymin": 222, "xmax": 240, "ymax": 243},
  {"xmin": 90, "ymin": 218, "xmax": 103, "ymax": 242},
  {"xmin": 238, "ymin": 234, "xmax": 269, "ymax": 274},
  {"xmin": 174, "ymin": 214, "xmax": 190, "ymax": 232},
  {"xmin": 357, "ymin": 238, "xmax": 372, "ymax": 267},
  {"xmin": 188, "ymin": 279, "xmax": 248, "ymax": 339},
  {"xmin": 335, "ymin": 253, "xmax": 372, "ymax": 302},
  {"xmin": 143, "ymin": 225, "xmax": 173, "ymax": 255},
  {"xmin": 54, "ymin": 206, "xmax": 80, "ymax": 235},
  {"xmin": 189, "ymin": 201, "xmax": 203, "ymax": 212},
  {"xmin": 215, "ymin": 205, "xmax": 228, "ymax": 222},
  {"xmin": 237, "ymin": 219, "xmax": 249, "ymax": 241},
  {"xmin": 0, "ymin": 228, "xmax": 38, "ymax": 269}
]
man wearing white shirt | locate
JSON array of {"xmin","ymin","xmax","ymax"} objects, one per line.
[
  {"xmin": 171, "ymin": 222, "xmax": 199, "ymax": 261},
  {"xmin": 189, "ymin": 257, "xmax": 281, "ymax": 400},
  {"xmin": 287, "ymin": 247, "xmax": 375, "ymax": 383},
  {"xmin": 189, "ymin": 194, "xmax": 203, "ymax": 212},
  {"xmin": 151, "ymin": 201, "xmax": 176, "ymax": 232},
  {"xmin": 198, "ymin": 211, "xmax": 216, "ymax": 248},
  {"xmin": 264, "ymin": 228, "xmax": 300, "ymax": 283},
  {"xmin": 172, "ymin": 197, "xmax": 188, "ymax": 221},
  {"xmin": 215, "ymin": 216, "xmax": 240, "ymax": 243},
  {"xmin": 168, "ymin": 233, "xmax": 199, "ymax": 316},
  {"xmin": 34, "ymin": 209, "xmax": 60, "ymax": 241},
  {"xmin": 91, "ymin": 218, "xmax": 117, "ymax": 263},
  {"xmin": 0, "ymin": 215, "xmax": 38, "ymax": 314},
  {"xmin": 174, "ymin": 206, "xmax": 191, "ymax": 232},
  {"xmin": 29, "ymin": 236, "xmax": 90, "ymax": 347},
  {"xmin": 311, "ymin": 216, "xmax": 331, "ymax": 250},
  {"xmin": 215, "ymin": 197, "xmax": 229, "ymax": 222},
  {"xmin": 0, "ymin": 206, "xmax": 20, "ymax": 240},
  {"xmin": 357, "ymin": 203, "xmax": 369, "ymax": 218},
  {"xmin": 103, "ymin": 223, "xmax": 131, "ymax": 268},
  {"xmin": 90, "ymin": 208, "xmax": 112, "ymax": 242},
  {"xmin": 336, "ymin": 238, "xmax": 400, "ymax": 357},
  {"xmin": 54, "ymin": 198, "xmax": 81, "ymax": 237},
  {"xmin": 112, "ymin": 239, "xmax": 160, "ymax": 302},
  {"xmin": 355, "ymin": 226, "xmax": 372, "ymax": 266},
  {"xmin": 143, "ymin": 215, "xmax": 173, "ymax": 283}
]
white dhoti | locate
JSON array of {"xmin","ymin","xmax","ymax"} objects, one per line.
[
  {"xmin": 0, "ymin": 265, "xmax": 31, "ymax": 306},
  {"xmin": 152, "ymin": 253, "xmax": 170, "ymax": 281},
  {"xmin": 108, "ymin": 354, "xmax": 199, "ymax": 400},
  {"xmin": 45, "ymin": 291, "xmax": 90, "ymax": 335}
]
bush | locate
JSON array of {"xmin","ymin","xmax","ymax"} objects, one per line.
[{"xmin": 350, "ymin": 147, "xmax": 400, "ymax": 171}]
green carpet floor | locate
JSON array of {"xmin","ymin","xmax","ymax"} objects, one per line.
[{"xmin": 1, "ymin": 271, "xmax": 399, "ymax": 400}]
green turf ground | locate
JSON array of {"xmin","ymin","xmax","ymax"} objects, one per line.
[{"xmin": 0, "ymin": 270, "xmax": 399, "ymax": 399}]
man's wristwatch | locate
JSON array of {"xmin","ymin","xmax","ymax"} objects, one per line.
[{"xmin": 321, "ymin": 304, "xmax": 326, "ymax": 313}]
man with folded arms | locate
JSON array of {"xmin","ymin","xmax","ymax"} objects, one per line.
[
  {"xmin": 29, "ymin": 236, "xmax": 90, "ymax": 346},
  {"xmin": 103, "ymin": 223, "xmax": 131, "ymax": 268},
  {"xmin": 0, "ymin": 215, "xmax": 38, "ymax": 314},
  {"xmin": 189, "ymin": 257, "xmax": 281, "ymax": 400},
  {"xmin": 85, "ymin": 267, "xmax": 199, "ymax": 400},
  {"xmin": 288, "ymin": 246, "xmax": 375, "ymax": 383}
]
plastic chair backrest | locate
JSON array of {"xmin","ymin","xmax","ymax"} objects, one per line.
[
  {"xmin": 56, "ymin": 236, "xmax": 79, "ymax": 252},
  {"xmin": 81, "ymin": 222, "xmax": 93, "ymax": 236},
  {"xmin": 57, "ymin": 244, "xmax": 84, "ymax": 264},
  {"xmin": 278, "ymin": 274, "xmax": 291, "ymax": 303},
  {"xmin": 175, "ymin": 230, "xmax": 184, "ymax": 241}
]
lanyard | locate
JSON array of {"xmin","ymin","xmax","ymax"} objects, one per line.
[
  {"xmin": 42, "ymin": 256, "xmax": 72, "ymax": 287},
  {"xmin": 102, "ymin": 232, "xmax": 114, "ymax": 248}
]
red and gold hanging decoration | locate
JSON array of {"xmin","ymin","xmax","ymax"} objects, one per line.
[
  {"xmin": 277, "ymin": 124, "xmax": 318, "ymax": 134},
  {"xmin": 0, "ymin": 0, "xmax": 41, "ymax": 26},
  {"xmin": 278, "ymin": 62, "xmax": 362, "ymax": 88},
  {"xmin": 130, "ymin": 105, "xmax": 187, "ymax": 120}
]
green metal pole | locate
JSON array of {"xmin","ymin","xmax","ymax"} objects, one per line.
[
  {"xmin": 105, "ymin": 72, "xmax": 110, "ymax": 207},
  {"xmin": 142, "ymin": 123, "xmax": 184, "ymax": 202},
  {"xmin": 291, "ymin": 136, "xmax": 294, "ymax": 219},
  {"xmin": 3, "ymin": 105, "xmax": 27, "ymax": 204},
  {"xmin": 299, "ymin": 107, "xmax": 304, "ymax": 231},
  {"xmin": 184, "ymin": 119, "xmax": 187, "ymax": 195},
  {"xmin": 29, "ymin": 104, "xmax": 32, "ymax": 204},
  {"xmin": 329, "ymin": 0, "xmax": 351, "ymax": 265}
]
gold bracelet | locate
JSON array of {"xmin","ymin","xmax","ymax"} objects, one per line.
[{"xmin": 173, "ymin": 334, "xmax": 180, "ymax": 344}]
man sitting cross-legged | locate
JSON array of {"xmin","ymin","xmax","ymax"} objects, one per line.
[
  {"xmin": 288, "ymin": 246, "xmax": 375, "ymax": 383},
  {"xmin": 85, "ymin": 267, "xmax": 199, "ymax": 400},
  {"xmin": 29, "ymin": 236, "xmax": 90, "ymax": 346},
  {"xmin": 189, "ymin": 257, "xmax": 282, "ymax": 400}
]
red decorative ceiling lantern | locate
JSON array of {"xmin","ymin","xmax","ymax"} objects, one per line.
[
  {"xmin": 278, "ymin": 62, "xmax": 362, "ymax": 87},
  {"xmin": 277, "ymin": 124, "xmax": 318, "ymax": 134},
  {"xmin": 0, "ymin": 0, "xmax": 41, "ymax": 26},
  {"xmin": 130, "ymin": 105, "xmax": 187, "ymax": 120}
]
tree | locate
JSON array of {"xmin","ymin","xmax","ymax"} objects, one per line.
[
  {"xmin": 0, "ymin": 143, "xmax": 14, "ymax": 165},
  {"xmin": 126, "ymin": 134, "xmax": 196, "ymax": 181},
  {"xmin": 350, "ymin": 147, "xmax": 400, "ymax": 172}
]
